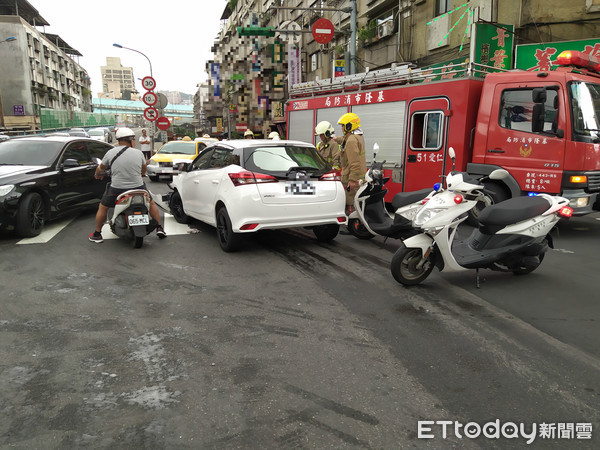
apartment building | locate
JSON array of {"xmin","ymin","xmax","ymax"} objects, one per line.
[{"xmin": 0, "ymin": 4, "xmax": 92, "ymax": 131}]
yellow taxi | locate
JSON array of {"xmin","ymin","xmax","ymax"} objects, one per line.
[{"xmin": 146, "ymin": 137, "xmax": 217, "ymax": 181}]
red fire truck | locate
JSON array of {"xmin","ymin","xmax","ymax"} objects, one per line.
[{"xmin": 286, "ymin": 51, "xmax": 600, "ymax": 216}]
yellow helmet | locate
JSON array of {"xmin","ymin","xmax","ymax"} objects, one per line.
[{"xmin": 338, "ymin": 112, "xmax": 360, "ymax": 133}]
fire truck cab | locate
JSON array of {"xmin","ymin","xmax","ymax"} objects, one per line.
[{"xmin": 286, "ymin": 52, "xmax": 600, "ymax": 215}]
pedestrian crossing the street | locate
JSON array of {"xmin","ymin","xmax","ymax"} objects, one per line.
[{"xmin": 16, "ymin": 213, "xmax": 193, "ymax": 245}]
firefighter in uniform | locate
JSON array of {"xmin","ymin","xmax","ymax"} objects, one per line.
[
  {"xmin": 315, "ymin": 121, "xmax": 341, "ymax": 170},
  {"xmin": 335, "ymin": 113, "xmax": 367, "ymax": 214}
]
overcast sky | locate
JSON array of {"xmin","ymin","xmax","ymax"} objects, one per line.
[{"xmin": 41, "ymin": 0, "xmax": 226, "ymax": 96}]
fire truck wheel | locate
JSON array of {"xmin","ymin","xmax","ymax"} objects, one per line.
[{"xmin": 467, "ymin": 182, "xmax": 509, "ymax": 226}]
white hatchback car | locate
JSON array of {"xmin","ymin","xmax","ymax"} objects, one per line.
[{"xmin": 162, "ymin": 139, "xmax": 347, "ymax": 251}]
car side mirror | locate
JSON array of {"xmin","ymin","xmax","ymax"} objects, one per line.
[{"xmin": 62, "ymin": 158, "xmax": 80, "ymax": 168}]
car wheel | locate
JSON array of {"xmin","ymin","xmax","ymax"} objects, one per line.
[
  {"xmin": 216, "ymin": 206, "xmax": 241, "ymax": 252},
  {"xmin": 467, "ymin": 182, "xmax": 509, "ymax": 226},
  {"xmin": 148, "ymin": 175, "xmax": 159, "ymax": 182},
  {"xmin": 347, "ymin": 218, "xmax": 375, "ymax": 240},
  {"xmin": 16, "ymin": 192, "xmax": 45, "ymax": 238},
  {"xmin": 390, "ymin": 244, "xmax": 435, "ymax": 286},
  {"xmin": 169, "ymin": 191, "xmax": 190, "ymax": 224},
  {"xmin": 313, "ymin": 224, "xmax": 339, "ymax": 242}
]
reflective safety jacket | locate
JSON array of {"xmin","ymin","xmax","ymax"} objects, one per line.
[{"xmin": 316, "ymin": 137, "xmax": 341, "ymax": 169}]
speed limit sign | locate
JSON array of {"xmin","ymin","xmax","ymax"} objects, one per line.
[
  {"xmin": 144, "ymin": 107, "xmax": 158, "ymax": 122},
  {"xmin": 142, "ymin": 91, "xmax": 157, "ymax": 106},
  {"xmin": 141, "ymin": 76, "xmax": 156, "ymax": 91}
]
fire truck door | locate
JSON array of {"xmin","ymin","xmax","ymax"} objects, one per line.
[{"xmin": 403, "ymin": 98, "xmax": 449, "ymax": 192}]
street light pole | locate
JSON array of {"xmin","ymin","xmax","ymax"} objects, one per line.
[{"xmin": 113, "ymin": 43, "xmax": 155, "ymax": 153}]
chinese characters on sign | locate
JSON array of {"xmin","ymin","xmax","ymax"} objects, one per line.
[
  {"xmin": 515, "ymin": 39, "xmax": 600, "ymax": 71},
  {"xmin": 474, "ymin": 23, "xmax": 514, "ymax": 73}
]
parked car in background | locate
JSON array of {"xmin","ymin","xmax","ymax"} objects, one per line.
[
  {"xmin": 68, "ymin": 129, "xmax": 90, "ymax": 138},
  {"xmin": 156, "ymin": 139, "xmax": 347, "ymax": 251},
  {"xmin": 146, "ymin": 139, "xmax": 216, "ymax": 181},
  {"xmin": 0, "ymin": 136, "xmax": 112, "ymax": 237},
  {"xmin": 0, "ymin": 133, "xmax": 9, "ymax": 142},
  {"xmin": 88, "ymin": 127, "xmax": 111, "ymax": 143}
]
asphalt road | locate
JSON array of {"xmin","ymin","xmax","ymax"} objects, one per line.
[{"xmin": 1, "ymin": 182, "xmax": 598, "ymax": 448}]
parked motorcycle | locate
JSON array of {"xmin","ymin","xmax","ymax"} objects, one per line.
[
  {"xmin": 390, "ymin": 148, "xmax": 574, "ymax": 286},
  {"xmin": 348, "ymin": 144, "xmax": 432, "ymax": 240},
  {"xmin": 109, "ymin": 189, "xmax": 157, "ymax": 248}
]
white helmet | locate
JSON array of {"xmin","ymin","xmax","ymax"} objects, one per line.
[
  {"xmin": 268, "ymin": 131, "xmax": 280, "ymax": 140},
  {"xmin": 315, "ymin": 121, "xmax": 334, "ymax": 137},
  {"xmin": 116, "ymin": 127, "xmax": 135, "ymax": 141},
  {"xmin": 244, "ymin": 129, "xmax": 253, "ymax": 137}
]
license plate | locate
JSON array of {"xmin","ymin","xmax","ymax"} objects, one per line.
[
  {"xmin": 128, "ymin": 214, "xmax": 150, "ymax": 226},
  {"xmin": 286, "ymin": 180, "xmax": 315, "ymax": 195}
]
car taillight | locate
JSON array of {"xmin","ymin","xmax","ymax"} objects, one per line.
[
  {"xmin": 558, "ymin": 206, "xmax": 574, "ymax": 218},
  {"xmin": 228, "ymin": 171, "xmax": 278, "ymax": 186},
  {"xmin": 319, "ymin": 171, "xmax": 341, "ymax": 181}
]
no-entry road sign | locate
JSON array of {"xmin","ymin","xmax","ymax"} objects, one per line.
[
  {"xmin": 312, "ymin": 18, "xmax": 334, "ymax": 44},
  {"xmin": 156, "ymin": 116, "xmax": 170, "ymax": 130}
]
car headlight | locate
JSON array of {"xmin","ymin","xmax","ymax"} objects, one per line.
[
  {"xmin": 0, "ymin": 184, "xmax": 15, "ymax": 197},
  {"xmin": 147, "ymin": 159, "xmax": 158, "ymax": 166},
  {"xmin": 414, "ymin": 207, "xmax": 445, "ymax": 227}
]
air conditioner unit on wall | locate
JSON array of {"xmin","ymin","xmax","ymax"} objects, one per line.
[{"xmin": 378, "ymin": 19, "xmax": 394, "ymax": 39}]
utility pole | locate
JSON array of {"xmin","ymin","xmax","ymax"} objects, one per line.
[{"xmin": 350, "ymin": 0, "xmax": 357, "ymax": 75}]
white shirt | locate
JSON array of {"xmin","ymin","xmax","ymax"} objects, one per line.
[{"xmin": 139, "ymin": 134, "xmax": 151, "ymax": 152}]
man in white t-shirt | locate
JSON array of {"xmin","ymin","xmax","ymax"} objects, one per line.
[{"xmin": 139, "ymin": 128, "xmax": 151, "ymax": 159}]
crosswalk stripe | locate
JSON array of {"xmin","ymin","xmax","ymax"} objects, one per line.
[
  {"xmin": 100, "ymin": 213, "xmax": 193, "ymax": 240},
  {"xmin": 16, "ymin": 217, "xmax": 76, "ymax": 245},
  {"xmin": 16, "ymin": 213, "xmax": 195, "ymax": 244}
]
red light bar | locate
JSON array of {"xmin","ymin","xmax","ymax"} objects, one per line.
[{"xmin": 556, "ymin": 50, "xmax": 600, "ymax": 73}]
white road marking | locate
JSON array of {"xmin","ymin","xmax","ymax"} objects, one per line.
[
  {"xmin": 101, "ymin": 213, "xmax": 193, "ymax": 240},
  {"xmin": 16, "ymin": 214, "xmax": 194, "ymax": 244},
  {"xmin": 16, "ymin": 217, "xmax": 76, "ymax": 245}
]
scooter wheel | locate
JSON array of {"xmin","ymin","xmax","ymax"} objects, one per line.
[
  {"xmin": 347, "ymin": 218, "xmax": 375, "ymax": 240},
  {"xmin": 512, "ymin": 252, "xmax": 545, "ymax": 275},
  {"xmin": 390, "ymin": 244, "xmax": 435, "ymax": 286},
  {"xmin": 133, "ymin": 236, "xmax": 144, "ymax": 249}
]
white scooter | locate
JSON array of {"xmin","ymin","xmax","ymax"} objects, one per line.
[
  {"xmin": 390, "ymin": 148, "xmax": 574, "ymax": 286},
  {"xmin": 348, "ymin": 144, "xmax": 433, "ymax": 240},
  {"xmin": 109, "ymin": 189, "xmax": 157, "ymax": 248}
]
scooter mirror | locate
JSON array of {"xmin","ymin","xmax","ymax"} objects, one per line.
[
  {"xmin": 489, "ymin": 169, "xmax": 509, "ymax": 180},
  {"xmin": 448, "ymin": 147, "xmax": 456, "ymax": 159},
  {"xmin": 373, "ymin": 143, "xmax": 379, "ymax": 159}
]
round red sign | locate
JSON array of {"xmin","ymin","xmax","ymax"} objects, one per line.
[
  {"xmin": 142, "ymin": 91, "xmax": 157, "ymax": 107},
  {"xmin": 156, "ymin": 116, "xmax": 170, "ymax": 130},
  {"xmin": 141, "ymin": 76, "xmax": 156, "ymax": 91},
  {"xmin": 312, "ymin": 18, "xmax": 334, "ymax": 44},
  {"xmin": 143, "ymin": 107, "xmax": 158, "ymax": 122}
]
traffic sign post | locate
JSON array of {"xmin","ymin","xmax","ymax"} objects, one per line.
[{"xmin": 312, "ymin": 18, "xmax": 334, "ymax": 44}]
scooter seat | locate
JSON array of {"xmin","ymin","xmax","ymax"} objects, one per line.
[
  {"xmin": 391, "ymin": 188, "xmax": 431, "ymax": 210},
  {"xmin": 478, "ymin": 196, "xmax": 550, "ymax": 227}
]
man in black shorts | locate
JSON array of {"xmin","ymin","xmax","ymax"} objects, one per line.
[{"xmin": 89, "ymin": 127, "xmax": 166, "ymax": 243}]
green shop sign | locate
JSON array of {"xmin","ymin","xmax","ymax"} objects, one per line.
[
  {"xmin": 473, "ymin": 23, "xmax": 514, "ymax": 73},
  {"xmin": 515, "ymin": 39, "xmax": 600, "ymax": 71}
]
